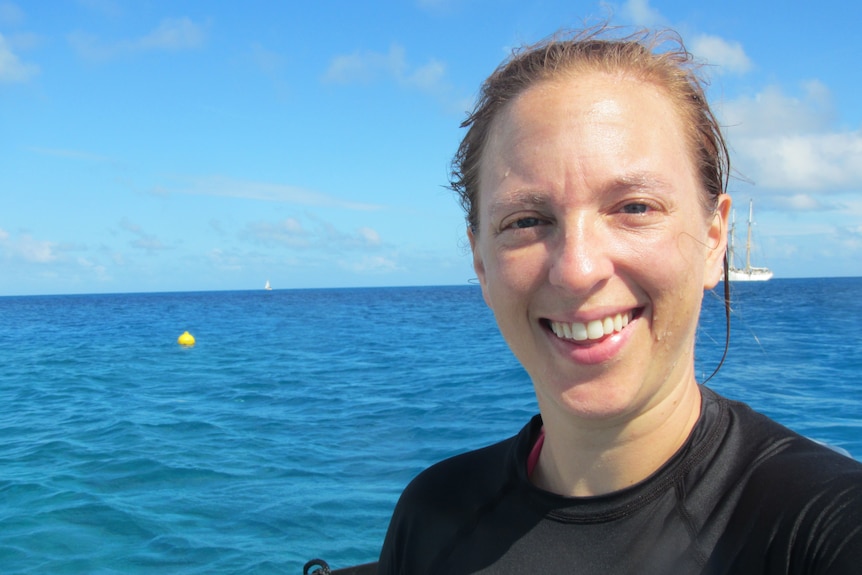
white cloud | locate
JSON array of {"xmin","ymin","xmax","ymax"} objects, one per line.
[
  {"xmin": 208, "ymin": 248, "xmax": 244, "ymax": 271},
  {"xmin": 68, "ymin": 17, "xmax": 207, "ymax": 61},
  {"xmin": 249, "ymin": 42, "xmax": 285, "ymax": 76},
  {"xmin": 137, "ymin": 17, "xmax": 205, "ymax": 51},
  {"xmin": 339, "ymin": 254, "xmax": 401, "ymax": 273},
  {"xmin": 690, "ymin": 34, "xmax": 752, "ymax": 75},
  {"xmin": 721, "ymin": 83, "xmax": 832, "ymax": 137},
  {"xmin": 76, "ymin": 256, "xmax": 110, "ymax": 281},
  {"xmin": 733, "ymin": 132, "xmax": 862, "ymax": 191},
  {"xmin": 120, "ymin": 218, "xmax": 168, "ymax": 252},
  {"xmin": 792, "ymin": 194, "xmax": 827, "ymax": 210},
  {"xmin": 0, "ymin": 230, "xmax": 58, "ymax": 263},
  {"xmin": 720, "ymin": 84, "xmax": 862, "ymax": 194},
  {"xmin": 169, "ymin": 175, "xmax": 382, "ymax": 211},
  {"xmin": 323, "ymin": 43, "xmax": 452, "ymax": 99},
  {"xmin": 619, "ymin": 0, "xmax": 666, "ymax": 27},
  {"xmin": 324, "ymin": 44, "xmax": 408, "ymax": 84},
  {"xmin": 356, "ymin": 227, "xmax": 381, "ymax": 246},
  {"xmin": 406, "ymin": 59, "xmax": 446, "ymax": 91},
  {"xmin": 240, "ymin": 216, "xmax": 385, "ymax": 254},
  {"xmin": 242, "ymin": 218, "xmax": 310, "ymax": 248},
  {"xmin": 0, "ymin": 32, "xmax": 38, "ymax": 82}
]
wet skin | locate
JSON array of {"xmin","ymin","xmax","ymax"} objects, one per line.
[{"xmin": 469, "ymin": 72, "xmax": 730, "ymax": 495}]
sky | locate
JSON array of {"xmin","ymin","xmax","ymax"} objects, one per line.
[{"xmin": 2, "ymin": 0, "xmax": 861, "ymax": 296}]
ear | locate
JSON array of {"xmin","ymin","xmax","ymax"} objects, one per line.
[
  {"xmin": 468, "ymin": 226, "xmax": 492, "ymax": 307},
  {"xmin": 703, "ymin": 194, "xmax": 732, "ymax": 290}
]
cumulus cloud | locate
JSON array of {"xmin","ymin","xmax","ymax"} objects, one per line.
[
  {"xmin": 323, "ymin": 43, "xmax": 453, "ymax": 100},
  {"xmin": 690, "ymin": 34, "xmax": 752, "ymax": 75},
  {"xmin": 0, "ymin": 229, "xmax": 58, "ymax": 263},
  {"xmin": 720, "ymin": 83, "xmax": 862, "ymax": 196},
  {"xmin": 733, "ymin": 132, "xmax": 862, "ymax": 192},
  {"xmin": 69, "ymin": 17, "xmax": 207, "ymax": 61},
  {"xmin": 0, "ymin": 32, "xmax": 38, "ymax": 82},
  {"xmin": 169, "ymin": 175, "xmax": 382, "ymax": 211},
  {"xmin": 722, "ymin": 82, "xmax": 832, "ymax": 137}
]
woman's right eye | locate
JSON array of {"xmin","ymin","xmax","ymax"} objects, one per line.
[{"xmin": 508, "ymin": 217, "xmax": 544, "ymax": 229}]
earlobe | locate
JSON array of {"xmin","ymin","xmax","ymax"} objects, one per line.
[{"xmin": 704, "ymin": 194, "xmax": 732, "ymax": 290}]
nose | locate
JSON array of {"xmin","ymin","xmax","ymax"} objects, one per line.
[{"xmin": 547, "ymin": 213, "xmax": 614, "ymax": 294}]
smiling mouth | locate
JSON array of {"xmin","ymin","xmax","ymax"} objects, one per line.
[{"xmin": 546, "ymin": 310, "xmax": 638, "ymax": 342}]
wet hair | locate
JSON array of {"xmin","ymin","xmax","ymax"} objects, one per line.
[
  {"xmin": 451, "ymin": 25, "xmax": 729, "ymax": 232},
  {"xmin": 452, "ymin": 26, "xmax": 732, "ymax": 381}
]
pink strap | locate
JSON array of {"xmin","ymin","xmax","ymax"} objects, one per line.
[{"xmin": 526, "ymin": 428, "xmax": 545, "ymax": 477}]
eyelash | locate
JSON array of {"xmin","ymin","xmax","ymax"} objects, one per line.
[
  {"xmin": 510, "ymin": 216, "xmax": 545, "ymax": 229},
  {"xmin": 498, "ymin": 200, "xmax": 660, "ymax": 234},
  {"xmin": 620, "ymin": 202, "xmax": 650, "ymax": 215}
]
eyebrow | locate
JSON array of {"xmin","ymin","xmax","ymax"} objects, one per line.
[
  {"xmin": 612, "ymin": 172, "xmax": 676, "ymax": 192},
  {"xmin": 487, "ymin": 191, "xmax": 550, "ymax": 218}
]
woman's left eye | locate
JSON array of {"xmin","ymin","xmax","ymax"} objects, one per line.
[
  {"xmin": 513, "ymin": 217, "xmax": 543, "ymax": 229},
  {"xmin": 621, "ymin": 203, "xmax": 650, "ymax": 215}
]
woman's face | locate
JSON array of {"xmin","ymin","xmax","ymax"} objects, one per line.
[{"xmin": 469, "ymin": 72, "xmax": 730, "ymax": 423}]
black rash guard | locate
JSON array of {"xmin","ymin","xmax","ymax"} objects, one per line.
[{"xmin": 378, "ymin": 386, "xmax": 862, "ymax": 574}]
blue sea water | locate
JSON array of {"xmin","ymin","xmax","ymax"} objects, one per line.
[{"xmin": 1, "ymin": 278, "xmax": 860, "ymax": 573}]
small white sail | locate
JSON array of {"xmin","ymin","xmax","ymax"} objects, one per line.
[{"xmin": 264, "ymin": 280, "xmax": 272, "ymax": 290}]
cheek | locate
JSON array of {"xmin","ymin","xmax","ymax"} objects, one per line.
[{"xmin": 629, "ymin": 229, "xmax": 708, "ymax": 314}]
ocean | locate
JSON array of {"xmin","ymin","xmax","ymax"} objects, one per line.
[{"xmin": 1, "ymin": 278, "xmax": 860, "ymax": 573}]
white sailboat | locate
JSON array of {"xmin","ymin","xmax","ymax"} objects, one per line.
[
  {"xmin": 264, "ymin": 279, "xmax": 272, "ymax": 291},
  {"xmin": 728, "ymin": 199, "xmax": 773, "ymax": 282}
]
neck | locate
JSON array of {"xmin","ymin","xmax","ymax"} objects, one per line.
[{"xmin": 531, "ymin": 378, "xmax": 702, "ymax": 497}]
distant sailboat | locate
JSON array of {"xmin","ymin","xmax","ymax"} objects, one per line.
[
  {"xmin": 264, "ymin": 279, "xmax": 272, "ymax": 291},
  {"xmin": 728, "ymin": 199, "xmax": 773, "ymax": 282}
]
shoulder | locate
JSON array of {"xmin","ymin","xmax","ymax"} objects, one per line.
[
  {"xmin": 390, "ymin": 424, "xmax": 528, "ymax": 529},
  {"xmin": 701, "ymin": 387, "xmax": 862, "ymax": 488},
  {"xmin": 402, "ymin": 434, "xmax": 518, "ymax": 508},
  {"xmin": 701, "ymin": 388, "xmax": 862, "ymax": 572},
  {"xmin": 378, "ymin": 417, "xmax": 539, "ymax": 574}
]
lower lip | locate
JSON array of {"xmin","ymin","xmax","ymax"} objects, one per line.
[{"xmin": 547, "ymin": 318, "xmax": 636, "ymax": 365}]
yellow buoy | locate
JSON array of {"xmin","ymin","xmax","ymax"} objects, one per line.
[{"xmin": 177, "ymin": 331, "xmax": 195, "ymax": 346}]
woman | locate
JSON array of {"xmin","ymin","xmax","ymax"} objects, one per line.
[{"xmin": 378, "ymin": 27, "xmax": 862, "ymax": 574}]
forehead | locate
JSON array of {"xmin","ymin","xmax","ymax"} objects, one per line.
[
  {"xmin": 478, "ymin": 72, "xmax": 695, "ymax": 195},
  {"xmin": 490, "ymin": 72, "xmax": 685, "ymax": 150}
]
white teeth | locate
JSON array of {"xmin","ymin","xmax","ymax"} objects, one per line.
[
  {"xmin": 550, "ymin": 311, "xmax": 633, "ymax": 342},
  {"xmin": 587, "ymin": 319, "xmax": 604, "ymax": 339},
  {"xmin": 571, "ymin": 322, "xmax": 587, "ymax": 341}
]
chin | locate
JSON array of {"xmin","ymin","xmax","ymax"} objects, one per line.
[{"xmin": 551, "ymin": 380, "xmax": 646, "ymax": 421}]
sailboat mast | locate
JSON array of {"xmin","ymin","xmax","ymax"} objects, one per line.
[
  {"xmin": 745, "ymin": 199, "xmax": 753, "ymax": 272},
  {"xmin": 730, "ymin": 209, "xmax": 736, "ymax": 265}
]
